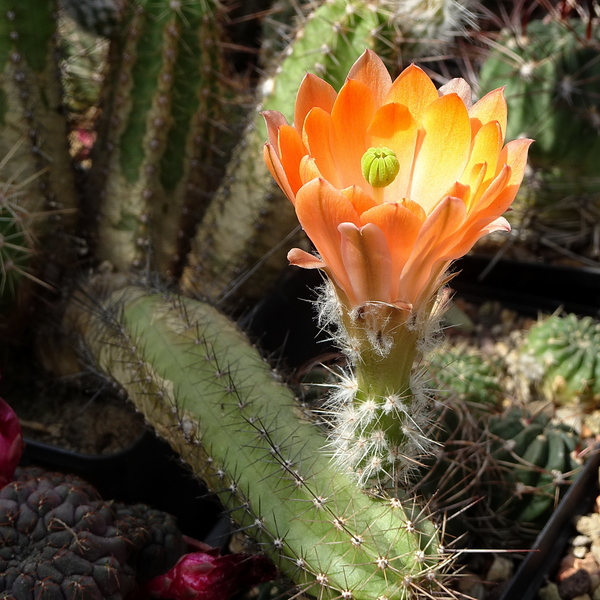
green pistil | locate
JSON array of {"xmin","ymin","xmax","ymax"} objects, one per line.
[{"xmin": 361, "ymin": 147, "xmax": 400, "ymax": 188}]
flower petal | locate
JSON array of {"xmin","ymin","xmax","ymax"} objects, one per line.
[
  {"xmin": 302, "ymin": 107, "xmax": 340, "ymax": 187},
  {"xmin": 294, "ymin": 178, "xmax": 361, "ymax": 301},
  {"xmin": 288, "ymin": 247, "xmax": 326, "ymax": 269},
  {"xmin": 299, "ymin": 155, "xmax": 323, "ymax": 185},
  {"xmin": 340, "ymin": 185, "xmax": 378, "ymax": 215},
  {"xmin": 439, "ymin": 78, "xmax": 472, "ymax": 107},
  {"xmin": 383, "ymin": 64, "xmax": 439, "ymax": 124},
  {"xmin": 442, "ymin": 216, "xmax": 511, "ymax": 261},
  {"xmin": 262, "ymin": 110, "xmax": 288, "ymax": 148},
  {"xmin": 461, "ymin": 120, "xmax": 503, "ymax": 189},
  {"xmin": 347, "ymin": 49, "xmax": 392, "ymax": 106},
  {"xmin": 470, "ymin": 88, "xmax": 507, "ymax": 138},
  {"xmin": 400, "ymin": 196, "xmax": 466, "ymax": 305},
  {"xmin": 338, "ymin": 222, "xmax": 392, "ymax": 305},
  {"xmin": 476, "ymin": 138, "xmax": 532, "ymax": 216},
  {"xmin": 263, "ymin": 143, "xmax": 295, "ymax": 203},
  {"xmin": 409, "ymin": 94, "xmax": 472, "ymax": 213},
  {"xmin": 331, "ymin": 78, "xmax": 378, "ymax": 189},
  {"xmin": 278, "ymin": 125, "xmax": 308, "ymax": 196},
  {"xmin": 367, "ymin": 103, "xmax": 419, "ymax": 200},
  {"xmin": 294, "ymin": 73, "xmax": 337, "ymax": 130},
  {"xmin": 360, "ymin": 201, "xmax": 424, "ymax": 303}
]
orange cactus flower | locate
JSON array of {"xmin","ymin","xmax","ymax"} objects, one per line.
[{"xmin": 263, "ymin": 50, "xmax": 532, "ymax": 312}]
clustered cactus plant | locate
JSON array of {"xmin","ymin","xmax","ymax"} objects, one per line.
[{"xmin": 0, "ymin": 0, "xmax": 596, "ymax": 599}]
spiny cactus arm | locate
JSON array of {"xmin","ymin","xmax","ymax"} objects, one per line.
[
  {"xmin": 0, "ymin": 0, "xmax": 78, "ymax": 311},
  {"xmin": 66, "ymin": 281, "xmax": 445, "ymax": 600}
]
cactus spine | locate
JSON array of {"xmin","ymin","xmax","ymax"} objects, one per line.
[{"xmin": 68, "ymin": 281, "xmax": 445, "ymax": 600}]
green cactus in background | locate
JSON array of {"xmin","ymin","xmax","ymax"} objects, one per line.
[
  {"xmin": 514, "ymin": 313, "xmax": 600, "ymax": 407},
  {"xmin": 478, "ymin": 18, "xmax": 600, "ymax": 256},
  {"xmin": 416, "ymin": 404, "xmax": 581, "ymax": 543},
  {"xmin": 0, "ymin": 0, "xmax": 79, "ymax": 317},
  {"xmin": 428, "ymin": 346, "xmax": 503, "ymax": 408},
  {"xmin": 85, "ymin": 0, "xmax": 239, "ymax": 277},
  {"xmin": 64, "ymin": 280, "xmax": 447, "ymax": 600}
]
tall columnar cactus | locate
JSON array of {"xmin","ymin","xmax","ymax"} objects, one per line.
[
  {"xmin": 182, "ymin": 0, "xmax": 477, "ymax": 305},
  {"xmin": 87, "ymin": 0, "xmax": 235, "ymax": 277},
  {"xmin": 0, "ymin": 0, "xmax": 78, "ymax": 316},
  {"xmin": 66, "ymin": 281, "xmax": 446, "ymax": 600}
]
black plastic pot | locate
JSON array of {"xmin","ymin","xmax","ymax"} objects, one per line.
[
  {"xmin": 21, "ymin": 430, "xmax": 227, "ymax": 546},
  {"xmin": 497, "ymin": 446, "xmax": 600, "ymax": 600},
  {"xmin": 452, "ymin": 255, "xmax": 600, "ymax": 317}
]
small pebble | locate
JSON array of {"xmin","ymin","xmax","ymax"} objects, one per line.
[
  {"xmin": 576, "ymin": 515, "xmax": 600, "ymax": 538},
  {"xmin": 575, "ymin": 547, "xmax": 589, "ymax": 558},
  {"xmin": 574, "ymin": 536, "xmax": 593, "ymax": 547},
  {"xmin": 539, "ymin": 582, "xmax": 562, "ymax": 600},
  {"xmin": 486, "ymin": 555, "xmax": 514, "ymax": 583}
]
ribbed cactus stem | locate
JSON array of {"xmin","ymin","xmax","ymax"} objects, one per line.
[
  {"xmin": 89, "ymin": 0, "xmax": 232, "ymax": 276},
  {"xmin": 66, "ymin": 280, "xmax": 446, "ymax": 600}
]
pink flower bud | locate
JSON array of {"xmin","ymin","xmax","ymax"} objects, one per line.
[
  {"xmin": 0, "ymin": 397, "xmax": 23, "ymax": 488},
  {"xmin": 145, "ymin": 550, "xmax": 277, "ymax": 600}
]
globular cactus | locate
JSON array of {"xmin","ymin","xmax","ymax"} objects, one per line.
[
  {"xmin": 86, "ymin": 0, "xmax": 237, "ymax": 277},
  {"xmin": 0, "ymin": 0, "xmax": 79, "ymax": 317},
  {"xmin": 0, "ymin": 467, "xmax": 187, "ymax": 600},
  {"xmin": 427, "ymin": 346, "xmax": 503, "ymax": 408},
  {"xmin": 416, "ymin": 404, "xmax": 581, "ymax": 543},
  {"xmin": 182, "ymin": 0, "xmax": 477, "ymax": 306},
  {"xmin": 511, "ymin": 313, "xmax": 600, "ymax": 407},
  {"xmin": 488, "ymin": 408, "xmax": 580, "ymax": 525},
  {"xmin": 64, "ymin": 280, "xmax": 447, "ymax": 600}
]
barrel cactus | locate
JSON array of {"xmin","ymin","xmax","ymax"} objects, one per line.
[
  {"xmin": 416, "ymin": 404, "xmax": 581, "ymax": 543},
  {"xmin": 428, "ymin": 346, "xmax": 503, "ymax": 408},
  {"xmin": 514, "ymin": 313, "xmax": 600, "ymax": 406}
]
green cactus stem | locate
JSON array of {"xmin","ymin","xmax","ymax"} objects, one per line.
[
  {"xmin": 65, "ymin": 279, "xmax": 446, "ymax": 600},
  {"xmin": 0, "ymin": 0, "xmax": 79, "ymax": 314},
  {"xmin": 88, "ymin": 0, "xmax": 235, "ymax": 277}
]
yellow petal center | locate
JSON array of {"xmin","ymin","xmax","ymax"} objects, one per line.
[{"xmin": 361, "ymin": 147, "xmax": 400, "ymax": 189}]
